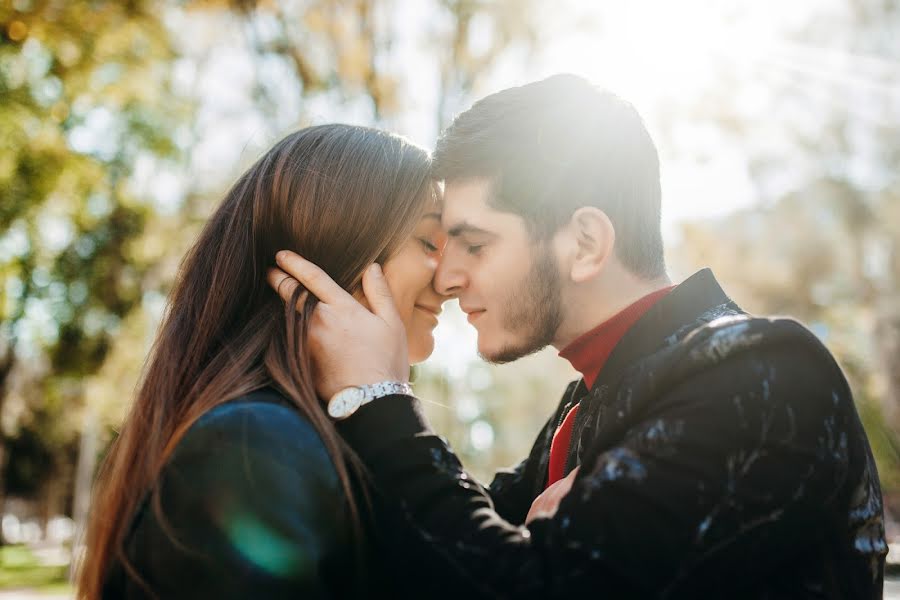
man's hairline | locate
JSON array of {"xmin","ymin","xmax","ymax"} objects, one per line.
[
  {"xmin": 441, "ymin": 173, "xmax": 662, "ymax": 280},
  {"xmin": 440, "ymin": 174, "xmax": 558, "ymax": 242}
]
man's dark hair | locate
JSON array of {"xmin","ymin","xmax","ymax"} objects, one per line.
[{"xmin": 433, "ymin": 73, "xmax": 666, "ymax": 279}]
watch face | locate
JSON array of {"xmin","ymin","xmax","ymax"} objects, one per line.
[{"xmin": 328, "ymin": 387, "xmax": 364, "ymax": 419}]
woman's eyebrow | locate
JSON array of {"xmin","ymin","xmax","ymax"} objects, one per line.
[{"xmin": 422, "ymin": 212, "xmax": 442, "ymax": 221}]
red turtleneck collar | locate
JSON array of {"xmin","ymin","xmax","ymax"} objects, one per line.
[
  {"xmin": 545, "ymin": 285, "xmax": 675, "ymax": 489},
  {"xmin": 558, "ymin": 285, "xmax": 675, "ymax": 389}
]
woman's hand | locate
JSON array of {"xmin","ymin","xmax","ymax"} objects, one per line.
[
  {"xmin": 525, "ymin": 467, "xmax": 580, "ymax": 525},
  {"xmin": 267, "ymin": 251, "xmax": 410, "ymax": 400}
]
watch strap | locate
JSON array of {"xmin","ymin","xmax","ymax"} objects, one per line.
[
  {"xmin": 360, "ymin": 381, "xmax": 414, "ymax": 405},
  {"xmin": 327, "ymin": 381, "xmax": 414, "ymax": 421}
]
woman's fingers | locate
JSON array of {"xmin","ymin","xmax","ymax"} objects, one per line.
[
  {"xmin": 267, "ymin": 267, "xmax": 301, "ymax": 305},
  {"xmin": 267, "ymin": 252, "xmax": 409, "ymax": 396},
  {"xmin": 273, "ymin": 251, "xmax": 353, "ymax": 307}
]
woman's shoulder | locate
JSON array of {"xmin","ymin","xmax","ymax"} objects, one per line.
[
  {"xmin": 189, "ymin": 387, "xmax": 316, "ymax": 437},
  {"xmin": 120, "ymin": 389, "xmax": 354, "ymax": 597},
  {"xmin": 174, "ymin": 388, "xmax": 334, "ymax": 475}
]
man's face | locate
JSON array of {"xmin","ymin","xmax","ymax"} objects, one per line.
[{"xmin": 435, "ymin": 179, "xmax": 564, "ymax": 363}]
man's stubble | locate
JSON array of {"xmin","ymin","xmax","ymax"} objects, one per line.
[{"xmin": 483, "ymin": 243, "xmax": 564, "ymax": 364}]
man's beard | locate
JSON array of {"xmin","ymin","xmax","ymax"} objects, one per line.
[{"xmin": 483, "ymin": 243, "xmax": 563, "ymax": 364}]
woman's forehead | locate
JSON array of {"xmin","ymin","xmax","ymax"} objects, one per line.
[{"xmin": 420, "ymin": 191, "xmax": 443, "ymax": 219}]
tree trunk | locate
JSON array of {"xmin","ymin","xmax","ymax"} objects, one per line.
[
  {"xmin": 72, "ymin": 406, "xmax": 99, "ymax": 552},
  {"xmin": 0, "ymin": 344, "xmax": 15, "ymax": 547}
]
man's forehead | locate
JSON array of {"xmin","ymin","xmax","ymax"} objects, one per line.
[
  {"xmin": 441, "ymin": 179, "xmax": 529, "ymax": 239},
  {"xmin": 441, "ymin": 179, "xmax": 496, "ymax": 228}
]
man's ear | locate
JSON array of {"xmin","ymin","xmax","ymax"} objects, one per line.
[{"xmin": 567, "ymin": 207, "xmax": 615, "ymax": 284}]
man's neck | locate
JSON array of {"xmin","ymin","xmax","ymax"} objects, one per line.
[{"xmin": 552, "ymin": 266, "xmax": 672, "ymax": 351}]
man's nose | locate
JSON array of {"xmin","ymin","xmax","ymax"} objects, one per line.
[{"xmin": 434, "ymin": 250, "xmax": 466, "ymax": 297}]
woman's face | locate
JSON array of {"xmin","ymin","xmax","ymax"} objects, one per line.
[{"xmin": 381, "ymin": 201, "xmax": 449, "ymax": 364}]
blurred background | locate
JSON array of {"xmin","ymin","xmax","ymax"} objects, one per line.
[{"xmin": 1, "ymin": 0, "xmax": 898, "ymax": 596}]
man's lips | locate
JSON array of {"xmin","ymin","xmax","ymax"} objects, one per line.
[{"xmin": 464, "ymin": 309, "xmax": 486, "ymax": 323}]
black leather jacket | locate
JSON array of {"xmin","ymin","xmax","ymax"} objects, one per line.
[{"xmin": 337, "ymin": 269, "xmax": 887, "ymax": 598}]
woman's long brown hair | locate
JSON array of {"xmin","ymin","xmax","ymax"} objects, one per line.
[{"xmin": 76, "ymin": 124, "xmax": 434, "ymax": 598}]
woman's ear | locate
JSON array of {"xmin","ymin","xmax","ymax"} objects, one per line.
[{"xmin": 568, "ymin": 207, "xmax": 615, "ymax": 283}]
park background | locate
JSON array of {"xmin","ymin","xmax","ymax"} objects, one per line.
[{"xmin": 1, "ymin": 0, "xmax": 899, "ymax": 595}]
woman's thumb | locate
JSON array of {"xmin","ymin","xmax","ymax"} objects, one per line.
[{"xmin": 362, "ymin": 263, "xmax": 401, "ymax": 324}]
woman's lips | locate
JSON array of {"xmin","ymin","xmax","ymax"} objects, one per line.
[{"xmin": 415, "ymin": 305, "xmax": 441, "ymax": 325}]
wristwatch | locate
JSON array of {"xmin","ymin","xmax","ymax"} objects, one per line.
[{"xmin": 326, "ymin": 381, "xmax": 414, "ymax": 420}]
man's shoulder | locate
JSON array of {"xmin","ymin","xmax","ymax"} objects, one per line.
[
  {"xmin": 674, "ymin": 313, "xmax": 835, "ymax": 369},
  {"xmin": 624, "ymin": 312, "xmax": 848, "ymax": 408}
]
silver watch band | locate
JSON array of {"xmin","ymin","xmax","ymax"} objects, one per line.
[
  {"xmin": 327, "ymin": 381, "xmax": 415, "ymax": 421},
  {"xmin": 360, "ymin": 381, "xmax": 414, "ymax": 405}
]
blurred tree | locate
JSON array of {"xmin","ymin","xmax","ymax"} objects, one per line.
[
  {"xmin": 433, "ymin": 0, "xmax": 542, "ymax": 129},
  {"xmin": 0, "ymin": 0, "xmax": 188, "ymax": 537},
  {"xmin": 188, "ymin": 0, "xmax": 544, "ymax": 132}
]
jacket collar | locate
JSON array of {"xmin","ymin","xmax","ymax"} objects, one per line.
[{"xmin": 588, "ymin": 268, "xmax": 739, "ymax": 393}]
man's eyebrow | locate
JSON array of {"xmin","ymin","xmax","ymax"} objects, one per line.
[{"xmin": 446, "ymin": 222, "xmax": 495, "ymax": 238}]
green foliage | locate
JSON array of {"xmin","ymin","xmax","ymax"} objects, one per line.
[
  {"xmin": 0, "ymin": 545, "xmax": 70, "ymax": 592},
  {"xmin": 1, "ymin": 0, "xmax": 188, "ymax": 510}
]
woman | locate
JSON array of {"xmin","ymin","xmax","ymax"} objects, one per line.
[{"xmin": 78, "ymin": 124, "xmax": 447, "ymax": 598}]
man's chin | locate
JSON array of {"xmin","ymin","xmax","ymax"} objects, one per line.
[{"xmin": 478, "ymin": 339, "xmax": 544, "ymax": 365}]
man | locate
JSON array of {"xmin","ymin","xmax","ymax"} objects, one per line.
[{"xmin": 269, "ymin": 74, "xmax": 886, "ymax": 597}]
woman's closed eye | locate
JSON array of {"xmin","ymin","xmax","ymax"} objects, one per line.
[
  {"xmin": 466, "ymin": 243, "xmax": 484, "ymax": 256},
  {"xmin": 418, "ymin": 237, "xmax": 440, "ymax": 253}
]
